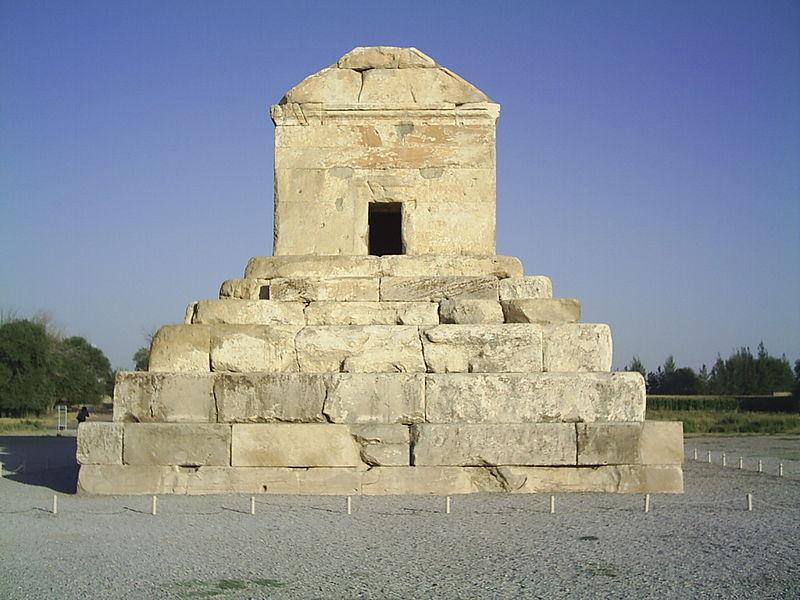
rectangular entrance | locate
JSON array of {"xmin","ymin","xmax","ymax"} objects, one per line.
[{"xmin": 368, "ymin": 202, "xmax": 403, "ymax": 255}]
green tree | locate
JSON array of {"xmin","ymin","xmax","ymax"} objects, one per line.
[
  {"xmin": 133, "ymin": 346, "xmax": 150, "ymax": 371},
  {"xmin": 626, "ymin": 356, "xmax": 646, "ymax": 377},
  {"xmin": 709, "ymin": 344, "xmax": 794, "ymax": 395},
  {"xmin": 0, "ymin": 319, "xmax": 55, "ymax": 416},
  {"xmin": 51, "ymin": 336, "xmax": 113, "ymax": 407}
]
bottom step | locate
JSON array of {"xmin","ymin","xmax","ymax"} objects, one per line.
[{"xmin": 78, "ymin": 464, "xmax": 683, "ymax": 495}]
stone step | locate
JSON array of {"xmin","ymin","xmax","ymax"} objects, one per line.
[
  {"xmin": 244, "ymin": 255, "xmax": 524, "ymax": 279},
  {"xmin": 113, "ymin": 371, "xmax": 643, "ymax": 424},
  {"xmin": 78, "ymin": 463, "xmax": 683, "ymax": 495},
  {"xmin": 149, "ymin": 323, "xmax": 611, "ymax": 374},
  {"xmin": 77, "ymin": 420, "xmax": 681, "ymax": 471}
]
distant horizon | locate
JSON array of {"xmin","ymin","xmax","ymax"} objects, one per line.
[{"xmin": 2, "ymin": 1, "xmax": 798, "ymax": 372}]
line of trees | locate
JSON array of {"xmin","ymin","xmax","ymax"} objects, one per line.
[
  {"xmin": 0, "ymin": 313, "xmax": 114, "ymax": 417},
  {"xmin": 626, "ymin": 343, "xmax": 799, "ymax": 396}
]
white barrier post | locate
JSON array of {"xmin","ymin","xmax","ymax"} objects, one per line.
[
  {"xmin": 346, "ymin": 496, "xmax": 352, "ymax": 515},
  {"xmin": 779, "ymin": 463, "xmax": 784, "ymax": 477},
  {"xmin": 644, "ymin": 494, "xmax": 650, "ymax": 513},
  {"xmin": 151, "ymin": 495, "xmax": 157, "ymax": 516},
  {"xmin": 250, "ymin": 496, "xmax": 256, "ymax": 515},
  {"xmin": 693, "ymin": 448, "xmax": 698, "ymax": 461},
  {"xmin": 52, "ymin": 495, "xmax": 58, "ymax": 515},
  {"xmin": 707, "ymin": 450, "xmax": 712, "ymax": 463},
  {"xmin": 721, "ymin": 452, "xmax": 727, "ymax": 467},
  {"xmin": 758, "ymin": 460, "xmax": 763, "ymax": 473},
  {"xmin": 746, "ymin": 493, "xmax": 753, "ymax": 512},
  {"xmin": 738, "ymin": 457, "xmax": 743, "ymax": 469},
  {"xmin": 0, "ymin": 461, "xmax": 3, "ymax": 477},
  {"xmin": 549, "ymin": 495, "xmax": 555, "ymax": 514},
  {"xmin": 446, "ymin": 496, "xmax": 451, "ymax": 514}
]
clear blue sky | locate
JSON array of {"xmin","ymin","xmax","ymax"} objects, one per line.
[{"xmin": 2, "ymin": 0, "xmax": 798, "ymax": 372}]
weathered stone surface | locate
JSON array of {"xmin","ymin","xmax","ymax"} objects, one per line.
[
  {"xmin": 209, "ymin": 325, "xmax": 300, "ymax": 372},
  {"xmin": 498, "ymin": 277, "xmax": 553, "ymax": 300},
  {"xmin": 499, "ymin": 465, "xmax": 684, "ymax": 493},
  {"xmin": 272, "ymin": 197, "xmax": 367, "ymax": 255},
  {"xmin": 425, "ymin": 373, "xmax": 646, "ymax": 423},
  {"xmin": 245, "ymin": 256, "xmax": 382, "ymax": 279},
  {"xmin": 350, "ymin": 424, "xmax": 410, "ymax": 466},
  {"xmin": 380, "ymin": 255, "xmax": 522, "ymax": 278},
  {"xmin": 577, "ymin": 421, "xmax": 684, "ymax": 466},
  {"xmin": 184, "ymin": 301, "xmax": 198, "ymax": 324},
  {"xmin": 543, "ymin": 323, "xmax": 612, "ymax": 372},
  {"xmin": 412, "ymin": 423, "xmax": 576, "ymax": 466},
  {"xmin": 214, "ymin": 373, "xmax": 327, "ymax": 423},
  {"xmin": 361, "ymin": 466, "xmax": 497, "ymax": 495},
  {"xmin": 295, "ymin": 326, "xmax": 425, "ymax": 373},
  {"xmin": 113, "ymin": 372, "xmax": 217, "ymax": 423},
  {"xmin": 270, "ymin": 278, "xmax": 379, "ymax": 302},
  {"xmin": 403, "ymin": 200, "xmax": 496, "ymax": 255},
  {"xmin": 502, "ymin": 298, "xmax": 580, "ymax": 324},
  {"xmin": 123, "ymin": 423, "xmax": 231, "ymax": 466},
  {"xmin": 283, "ymin": 67, "xmax": 362, "ymax": 105},
  {"xmin": 337, "ymin": 46, "xmax": 436, "ymax": 70},
  {"xmin": 219, "ymin": 278, "xmax": 271, "ymax": 300},
  {"xmin": 438, "ymin": 299, "xmax": 504, "ymax": 324},
  {"xmin": 181, "ymin": 467, "xmax": 363, "ymax": 495},
  {"xmin": 304, "ymin": 301, "xmax": 439, "ymax": 326},
  {"xmin": 323, "ymin": 374, "xmax": 425, "ymax": 423},
  {"xmin": 192, "ymin": 299, "xmax": 305, "ymax": 325},
  {"xmin": 380, "ymin": 276, "xmax": 498, "ymax": 302},
  {"xmin": 148, "ymin": 325, "xmax": 210, "ymax": 372},
  {"xmin": 76, "ymin": 423, "xmax": 123, "ymax": 465},
  {"xmin": 421, "ymin": 324, "xmax": 543, "ymax": 373},
  {"xmin": 79, "ymin": 465, "xmax": 184, "ymax": 495},
  {"xmin": 231, "ymin": 424, "xmax": 362, "ymax": 467}
]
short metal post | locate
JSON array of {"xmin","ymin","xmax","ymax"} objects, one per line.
[
  {"xmin": 758, "ymin": 460, "xmax": 763, "ymax": 473},
  {"xmin": 52, "ymin": 495, "xmax": 58, "ymax": 515},
  {"xmin": 250, "ymin": 496, "xmax": 256, "ymax": 515},
  {"xmin": 693, "ymin": 448, "xmax": 698, "ymax": 461},
  {"xmin": 738, "ymin": 457, "xmax": 743, "ymax": 469},
  {"xmin": 779, "ymin": 463, "xmax": 784, "ymax": 477},
  {"xmin": 346, "ymin": 496, "xmax": 352, "ymax": 515},
  {"xmin": 445, "ymin": 496, "xmax": 451, "ymax": 514},
  {"xmin": 0, "ymin": 461, "xmax": 3, "ymax": 477},
  {"xmin": 151, "ymin": 495, "xmax": 157, "ymax": 516},
  {"xmin": 721, "ymin": 452, "xmax": 726, "ymax": 467},
  {"xmin": 746, "ymin": 493, "xmax": 753, "ymax": 512},
  {"xmin": 707, "ymin": 450, "xmax": 712, "ymax": 463},
  {"xmin": 644, "ymin": 494, "xmax": 650, "ymax": 513},
  {"xmin": 549, "ymin": 495, "xmax": 555, "ymax": 514}
]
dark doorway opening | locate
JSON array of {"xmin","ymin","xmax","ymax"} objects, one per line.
[{"xmin": 368, "ymin": 203, "xmax": 403, "ymax": 255}]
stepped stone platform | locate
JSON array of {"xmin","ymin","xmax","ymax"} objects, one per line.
[{"xmin": 78, "ymin": 46, "xmax": 682, "ymax": 495}]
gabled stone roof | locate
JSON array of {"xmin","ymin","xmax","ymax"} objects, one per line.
[{"xmin": 280, "ymin": 46, "xmax": 493, "ymax": 107}]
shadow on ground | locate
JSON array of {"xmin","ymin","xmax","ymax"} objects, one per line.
[{"xmin": 0, "ymin": 435, "xmax": 79, "ymax": 494}]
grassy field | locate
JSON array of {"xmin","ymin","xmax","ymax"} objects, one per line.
[
  {"xmin": 0, "ymin": 417, "xmax": 48, "ymax": 433},
  {"xmin": 647, "ymin": 409, "xmax": 800, "ymax": 434}
]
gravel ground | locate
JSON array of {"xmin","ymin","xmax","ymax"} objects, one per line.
[{"xmin": 1, "ymin": 434, "xmax": 799, "ymax": 600}]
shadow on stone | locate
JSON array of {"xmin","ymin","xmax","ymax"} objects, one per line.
[{"xmin": 0, "ymin": 435, "xmax": 79, "ymax": 494}]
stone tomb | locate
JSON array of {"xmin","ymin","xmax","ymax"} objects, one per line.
[{"xmin": 78, "ymin": 47, "xmax": 683, "ymax": 495}]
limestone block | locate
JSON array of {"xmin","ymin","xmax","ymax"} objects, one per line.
[
  {"xmin": 273, "ymin": 198, "xmax": 367, "ymax": 255},
  {"xmin": 283, "ymin": 66, "xmax": 362, "ymax": 105},
  {"xmin": 410, "ymin": 68, "xmax": 491, "ymax": 105},
  {"xmin": 123, "ymin": 423, "xmax": 231, "ymax": 466},
  {"xmin": 361, "ymin": 466, "xmax": 497, "ymax": 495},
  {"xmin": 270, "ymin": 278, "xmax": 379, "ymax": 302},
  {"xmin": 245, "ymin": 255, "xmax": 382, "ymax": 279},
  {"xmin": 295, "ymin": 326, "xmax": 425, "ymax": 373},
  {"xmin": 79, "ymin": 465, "xmax": 185, "ymax": 495},
  {"xmin": 209, "ymin": 325, "xmax": 301, "ymax": 372},
  {"xmin": 498, "ymin": 277, "xmax": 553, "ymax": 300},
  {"xmin": 438, "ymin": 299, "xmax": 504, "ymax": 324},
  {"xmin": 498, "ymin": 465, "xmax": 684, "ymax": 494},
  {"xmin": 543, "ymin": 323, "xmax": 612, "ymax": 372},
  {"xmin": 149, "ymin": 325, "xmax": 210, "ymax": 372},
  {"xmin": 337, "ymin": 46, "xmax": 436, "ymax": 70},
  {"xmin": 323, "ymin": 373, "xmax": 425, "ymax": 424},
  {"xmin": 379, "ymin": 255, "xmax": 522, "ymax": 278},
  {"xmin": 214, "ymin": 373, "xmax": 327, "ymax": 423},
  {"xmin": 412, "ymin": 423, "xmax": 576, "ymax": 466},
  {"xmin": 76, "ymin": 423, "xmax": 123, "ymax": 465},
  {"xmin": 403, "ymin": 200, "xmax": 496, "ymax": 255},
  {"xmin": 181, "ymin": 467, "xmax": 363, "ymax": 495},
  {"xmin": 113, "ymin": 372, "xmax": 216, "ymax": 423},
  {"xmin": 502, "ymin": 299, "xmax": 580, "ymax": 324},
  {"xmin": 231, "ymin": 424, "xmax": 362, "ymax": 467},
  {"xmin": 425, "ymin": 373, "xmax": 646, "ymax": 423},
  {"xmin": 359, "ymin": 69, "xmax": 416, "ymax": 104},
  {"xmin": 192, "ymin": 299, "xmax": 305, "ymax": 325},
  {"xmin": 380, "ymin": 276, "xmax": 498, "ymax": 302},
  {"xmin": 350, "ymin": 424, "xmax": 410, "ymax": 466},
  {"xmin": 219, "ymin": 278, "xmax": 271, "ymax": 300},
  {"xmin": 421, "ymin": 324, "xmax": 543, "ymax": 373},
  {"xmin": 184, "ymin": 301, "xmax": 198, "ymax": 324},
  {"xmin": 304, "ymin": 301, "xmax": 439, "ymax": 326},
  {"xmin": 577, "ymin": 421, "xmax": 684, "ymax": 466}
]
